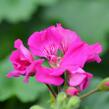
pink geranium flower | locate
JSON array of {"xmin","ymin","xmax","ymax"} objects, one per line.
[
  {"xmin": 7, "ymin": 39, "xmax": 44, "ymax": 82},
  {"xmin": 28, "ymin": 24, "xmax": 102, "ymax": 90},
  {"xmin": 7, "ymin": 39, "xmax": 64, "ymax": 86},
  {"xmin": 7, "ymin": 23, "xmax": 102, "ymax": 92}
]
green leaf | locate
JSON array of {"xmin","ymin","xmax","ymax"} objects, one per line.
[
  {"xmin": 81, "ymin": 78, "xmax": 109, "ymax": 109},
  {"xmin": 0, "ymin": 0, "xmax": 58, "ymax": 23},
  {"xmin": 0, "ymin": 58, "xmax": 47, "ymax": 102},
  {"xmin": 43, "ymin": 0, "xmax": 109, "ymax": 53}
]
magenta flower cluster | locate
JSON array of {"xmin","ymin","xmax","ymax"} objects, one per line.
[{"xmin": 7, "ymin": 24, "xmax": 102, "ymax": 96}]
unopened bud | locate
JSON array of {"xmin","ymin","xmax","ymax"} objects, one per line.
[
  {"xmin": 97, "ymin": 78, "xmax": 109, "ymax": 91},
  {"xmin": 66, "ymin": 87, "xmax": 79, "ymax": 96},
  {"xmin": 57, "ymin": 92, "xmax": 67, "ymax": 104},
  {"xmin": 67, "ymin": 96, "xmax": 80, "ymax": 109}
]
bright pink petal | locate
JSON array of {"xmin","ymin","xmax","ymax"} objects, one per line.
[
  {"xmin": 35, "ymin": 66, "xmax": 64, "ymax": 86},
  {"xmin": 61, "ymin": 42, "xmax": 87, "ymax": 68},
  {"xmin": 50, "ymin": 67, "xmax": 65, "ymax": 76},
  {"xmin": 28, "ymin": 26, "xmax": 61, "ymax": 60},
  {"xmin": 24, "ymin": 59, "xmax": 44, "ymax": 83},
  {"xmin": 56, "ymin": 23, "xmax": 81, "ymax": 53},
  {"xmin": 69, "ymin": 73, "xmax": 86, "ymax": 86},
  {"xmin": 7, "ymin": 70, "xmax": 20, "ymax": 78},
  {"xmin": 79, "ymin": 72, "xmax": 93, "ymax": 91},
  {"xmin": 68, "ymin": 67, "xmax": 93, "ymax": 90},
  {"xmin": 87, "ymin": 43, "xmax": 102, "ymax": 63},
  {"xmin": 36, "ymin": 73, "xmax": 64, "ymax": 86},
  {"xmin": 14, "ymin": 39, "xmax": 33, "ymax": 62},
  {"xmin": 61, "ymin": 42, "xmax": 102, "ymax": 68}
]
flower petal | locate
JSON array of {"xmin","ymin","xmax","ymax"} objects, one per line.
[
  {"xmin": 61, "ymin": 42, "xmax": 102, "ymax": 68},
  {"xmin": 28, "ymin": 26, "xmax": 61, "ymax": 59},
  {"xmin": 14, "ymin": 39, "xmax": 33, "ymax": 62},
  {"xmin": 35, "ymin": 66, "xmax": 64, "ymax": 86},
  {"xmin": 24, "ymin": 59, "xmax": 44, "ymax": 83},
  {"xmin": 7, "ymin": 70, "xmax": 20, "ymax": 78},
  {"xmin": 69, "ymin": 73, "xmax": 86, "ymax": 86},
  {"xmin": 56, "ymin": 23, "xmax": 81, "ymax": 53}
]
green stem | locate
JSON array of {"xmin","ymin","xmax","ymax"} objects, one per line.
[
  {"xmin": 46, "ymin": 84, "xmax": 56, "ymax": 98},
  {"xmin": 57, "ymin": 86, "xmax": 61, "ymax": 93},
  {"xmin": 80, "ymin": 88, "xmax": 99, "ymax": 100},
  {"xmin": 64, "ymin": 72, "xmax": 68, "ymax": 86}
]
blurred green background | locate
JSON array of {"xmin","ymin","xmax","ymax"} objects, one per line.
[{"xmin": 0, "ymin": 0, "xmax": 109, "ymax": 109}]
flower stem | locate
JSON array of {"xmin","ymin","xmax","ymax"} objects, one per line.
[
  {"xmin": 46, "ymin": 84, "xmax": 56, "ymax": 98},
  {"xmin": 80, "ymin": 88, "xmax": 99, "ymax": 100},
  {"xmin": 64, "ymin": 72, "xmax": 68, "ymax": 86},
  {"xmin": 57, "ymin": 86, "xmax": 61, "ymax": 93}
]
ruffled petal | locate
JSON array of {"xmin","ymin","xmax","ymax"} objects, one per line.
[
  {"xmin": 50, "ymin": 67, "xmax": 65, "ymax": 76},
  {"xmin": 35, "ymin": 66, "xmax": 64, "ymax": 86},
  {"xmin": 28, "ymin": 26, "xmax": 61, "ymax": 60},
  {"xmin": 61, "ymin": 42, "xmax": 102, "ymax": 68},
  {"xmin": 14, "ymin": 39, "xmax": 33, "ymax": 62},
  {"xmin": 7, "ymin": 70, "xmax": 20, "ymax": 78},
  {"xmin": 24, "ymin": 59, "xmax": 44, "ymax": 83},
  {"xmin": 56, "ymin": 23, "xmax": 81, "ymax": 53},
  {"xmin": 69, "ymin": 73, "xmax": 86, "ymax": 86}
]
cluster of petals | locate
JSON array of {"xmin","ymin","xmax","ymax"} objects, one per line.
[{"xmin": 7, "ymin": 23, "xmax": 102, "ymax": 92}]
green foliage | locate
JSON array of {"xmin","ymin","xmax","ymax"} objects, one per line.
[
  {"xmin": 0, "ymin": 58, "xmax": 47, "ymax": 102},
  {"xmin": 81, "ymin": 78, "xmax": 109, "ymax": 109},
  {"xmin": 43, "ymin": 0, "xmax": 109, "ymax": 52},
  {"xmin": 0, "ymin": 0, "xmax": 58, "ymax": 23}
]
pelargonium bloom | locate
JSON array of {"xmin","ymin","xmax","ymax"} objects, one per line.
[
  {"xmin": 28, "ymin": 23, "xmax": 102, "ymax": 91},
  {"xmin": 7, "ymin": 39, "xmax": 64, "ymax": 86},
  {"xmin": 7, "ymin": 39, "xmax": 44, "ymax": 82},
  {"xmin": 7, "ymin": 23, "xmax": 102, "ymax": 93}
]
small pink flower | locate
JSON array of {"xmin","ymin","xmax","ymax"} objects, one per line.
[
  {"xmin": 67, "ymin": 67, "xmax": 93, "ymax": 91},
  {"xmin": 7, "ymin": 39, "xmax": 44, "ymax": 82},
  {"xmin": 66, "ymin": 87, "xmax": 79, "ymax": 96}
]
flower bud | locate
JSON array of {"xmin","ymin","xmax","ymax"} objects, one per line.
[
  {"xmin": 57, "ymin": 92, "xmax": 67, "ymax": 104},
  {"xmin": 67, "ymin": 96, "xmax": 80, "ymax": 109},
  {"xmin": 97, "ymin": 78, "xmax": 109, "ymax": 91},
  {"xmin": 65, "ymin": 87, "xmax": 79, "ymax": 96}
]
